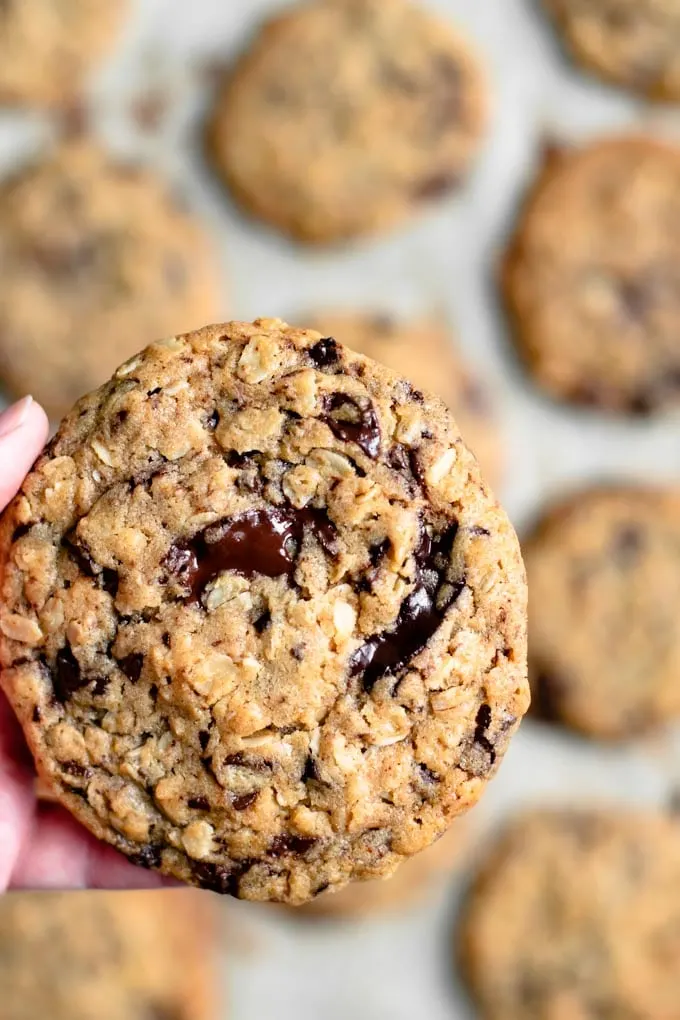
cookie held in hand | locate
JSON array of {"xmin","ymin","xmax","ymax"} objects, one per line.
[{"xmin": 0, "ymin": 319, "xmax": 528, "ymax": 903}]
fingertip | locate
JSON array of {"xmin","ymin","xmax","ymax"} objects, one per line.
[{"xmin": 0, "ymin": 397, "xmax": 50, "ymax": 508}]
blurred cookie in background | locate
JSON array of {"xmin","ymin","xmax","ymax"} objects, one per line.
[
  {"xmin": 302, "ymin": 312, "xmax": 502, "ymax": 485},
  {"xmin": 0, "ymin": 1, "xmax": 128, "ymax": 107},
  {"xmin": 208, "ymin": 0, "xmax": 488, "ymax": 244},
  {"xmin": 292, "ymin": 820, "xmax": 467, "ymax": 919},
  {"xmin": 503, "ymin": 135, "xmax": 680, "ymax": 414},
  {"xmin": 0, "ymin": 142, "xmax": 220, "ymax": 419},
  {"xmin": 459, "ymin": 808, "xmax": 680, "ymax": 1020},
  {"xmin": 525, "ymin": 485, "xmax": 680, "ymax": 740},
  {"xmin": 0, "ymin": 890, "xmax": 219, "ymax": 1020},
  {"xmin": 542, "ymin": 0, "xmax": 680, "ymax": 102}
]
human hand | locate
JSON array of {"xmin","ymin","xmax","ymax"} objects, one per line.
[{"xmin": 0, "ymin": 398, "xmax": 170, "ymax": 892}]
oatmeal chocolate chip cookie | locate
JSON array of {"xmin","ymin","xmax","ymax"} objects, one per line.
[
  {"xmin": 542, "ymin": 0, "xmax": 680, "ymax": 102},
  {"xmin": 460, "ymin": 808, "xmax": 680, "ymax": 1020},
  {"xmin": 294, "ymin": 818, "xmax": 466, "ymax": 918},
  {"xmin": 207, "ymin": 0, "xmax": 488, "ymax": 244},
  {"xmin": 526, "ymin": 485, "xmax": 680, "ymax": 740},
  {"xmin": 0, "ymin": 142, "xmax": 219, "ymax": 420},
  {"xmin": 0, "ymin": 319, "xmax": 528, "ymax": 904},
  {"xmin": 302, "ymin": 312, "xmax": 502, "ymax": 486},
  {"xmin": 0, "ymin": 1, "xmax": 128, "ymax": 107},
  {"xmin": 503, "ymin": 136, "xmax": 680, "ymax": 414},
  {"xmin": 0, "ymin": 891, "xmax": 217, "ymax": 1020}
]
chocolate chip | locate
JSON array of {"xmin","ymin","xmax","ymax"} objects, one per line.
[
  {"xmin": 188, "ymin": 796, "xmax": 210, "ymax": 811},
  {"xmin": 149, "ymin": 683, "xmax": 158, "ymax": 702},
  {"xmin": 61, "ymin": 760, "xmax": 91, "ymax": 778},
  {"xmin": 53, "ymin": 646, "xmax": 89, "ymax": 702},
  {"xmin": 165, "ymin": 507, "xmax": 338, "ymax": 602},
  {"xmin": 268, "ymin": 834, "xmax": 318, "ymax": 858},
  {"xmin": 198, "ymin": 730, "xmax": 210, "ymax": 751},
  {"xmin": 323, "ymin": 393, "xmax": 381, "ymax": 458},
  {"xmin": 101, "ymin": 568, "xmax": 119, "ymax": 597},
  {"xmin": 291, "ymin": 644, "xmax": 305, "ymax": 661},
  {"xmin": 387, "ymin": 443, "xmax": 410, "ymax": 473},
  {"xmin": 309, "ymin": 337, "xmax": 340, "ymax": 368},
  {"xmin": 225, "ymin": 751, "xmax": 272, "ymax": 773},
  {"xmin": 93, "ymin": 677, "xmax": 109, "ymax": 696},
  {"xmin": 416, "ymin": 764, "xmax": 439, "ymax": 785},
  {"xmin": 350, "ymin": 522, "xmax": 462, "ymax": 690},
  {"xmin": 32, "ymin": 706, "xmax": 41, "ymax": 723},
  {"xmin": 192, "ymin": 861, "xmax": 239, "ymax": 896},
  {"xmin": 468, "ymin": 525, "xmax": 491, "ymax": 537},
  {"xmin": 472, "ymin": 703, "xmax": 496, "ymax": 765},
  {"xmin": 369, "ymin": 538, "xmax": 391, "ymax": 566},
  {"xmin": 205, "ymin": 410, "xmax": 220, "ymax": 431},
  {"xmin": 11, "ymin": 523, "xmax": 31, "ymax": 542},
  {"xmin": 119, "ymin": 653, "xmax": 144, "ymax": 682},
  {"xmin": 232, "ymin": 792, "xmax": 258, "ymax": 811},
  {"xmin": 130, "ymin": 845, "xmax": 162, "ymax": 870}
]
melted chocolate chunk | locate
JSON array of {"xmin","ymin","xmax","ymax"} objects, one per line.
[
  {"xmin": 232, "ymin": 791, "xmax": 258, "ymax": 811},
  {"xmin": 268, "ymin": 834, "xmax": 318, "ymax": 858},
  {"xmin": 119, "ymin": 653, "xmax": 144, "ymax": 682},
  {"xmin": 188, "ymin": 796, "xmax": 210, "ymax": 811},
  {"xmin": 205, "ymin": 409, "xmax": 220, "ymax": 431},
  {"xmin": 192, "ymin": 861, "xmax": 239, "ymax": 896},
  {"xmin": 309, "ymin": 336, "xmax": 340, "ymax": 368},
  {"xmin": 198, "ymin": 730, "xmax": 210, "ymax": 751},
  {"xmin": 472, "ymin": 703, "xmax": 496, "ymax": 765},
  {"xmin": 225, "ymin": 751, "xmax": 272, "ymax": 773},
  {"xmin": 165, "ymin": 507, "xmax": 338, "ymax": 603},
  {"xmin": 323, "ymin": 393, "xmax": 381, "ymax": 458},
  {"xmin": 53, "ymin": 646, "xmax": 89, "ymax": 702},
  {"xmin": 350, "ymin": 522, "xmax": 462, "ymax": 690},
  {"xmin": 11, "ymin": 523, "xmax": 31, "ymax": 542},
  {"xmin": 62, "ymin": 760, "xmax": 91, "ymax": 778},
  {"xmin": 129, "ymin": 845, "xmax": 162, "ymax": 870},
  {"xmin": 32, "ymin": 705, "xmax": 41, "ymax": 723}
]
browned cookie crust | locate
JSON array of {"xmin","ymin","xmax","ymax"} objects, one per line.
[
  {"xmin": 208, "ymin": 0, "xmax": 488, "ymax": 244},
  {"xmin": 294, "ymin": 818, "xmax": 466, "ymax": 918},
  {"xmin": 460, "ymin": 809, "xmax": 680, "ymax": 1020},
  {"xmin": 543, "ymin": 0, "xmax": 680, "ymax": 102},
  {"xmin": 0, "ymin": 319, "xmax": 528, "ymax": 904},
  {"xmin": 0, "ymin": 891, "xmax": 217, "ymax": 1020},
  {"xmin": 302, "ymin": 312, "xmax": 502, "ymax": 487},
  {"xmin": 526, "ymin": 486, "xmax": 680, "ymax": 740},
  {"xmin": 503, "ymin": 136, "xmax": 680, "ymax": 414},
  {"xmin": 0, "ymin": 142, "xmax": 220, "ymax": 420},
  {"xmin": 0, "ymin": 0, "xmax": 128, "ymax": 107}
]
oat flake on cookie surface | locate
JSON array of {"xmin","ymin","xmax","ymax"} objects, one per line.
[{"xmin": 0, "ymin": 319, "xmax": 528, "ymax": 903}]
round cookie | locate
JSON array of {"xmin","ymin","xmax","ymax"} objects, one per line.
[
  {"xmin": 0, "ymin": 1, "xmax": 127, "ymax": 107},
  {"xmin": 0, "ymin": 319, "xmax": 528, "ymax": 904},
  {"xmin": 294, "ymin": 819, "xmax": 466, "ymax": 918},
  {"xmin": 526, "ymin": 486, "xmax": 680, "ymax": 740},
  {"xmin": 302, "ymin": 312, "xmax": 502, "ymax": 486},
  {"xmin": 0, "ymin": 891, "xmax": 217, "ymax": 1020},
  {"xmin": 0, "ymin": 142, "xmax": 219, "ymax": 420},
  {"xmin": 503, "ymin": 136, "xmax": 680, "ymax": 414},
  {"xmin": 542, "ymin": 0, "xmax": 680, "ymax": 102},
  {"xmin": 208, "ymin": 0, "xmax": 488, "ymax": 244},
  {"xmin": 460, "ymin": 809, "xmax": 680, "ymax": 1020}
]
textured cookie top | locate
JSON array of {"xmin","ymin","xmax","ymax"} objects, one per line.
[
  {"xmin": 503, "ymin": 136, "xmax": 680, "ymax": 413},
  {"xmin": 526, "ymin": 485, "xmax": 680, "ymax": 739},
  {"xmin": 461, "ymin": 809, "xmax": 680, "ymax": 1020},
  {"xmin": 0, "ymin": 141, "xmax": 219, "ymax": 419},
  {"xmin": 543, "ymin": 0, "xmax": 680, "ymax": 102},
  {"xmin": 0, "ymin": 0, "xmax": 127, "ymax": 107},
  {"xmin": 0, "ymin": 319, "xmax": 527, "ymax": 904},
  {"xmin": 208, "ymin": 0, "xmax": 487, "ymax": 243},
  {"xmin": 302, "ymin": 312, "xmax": 502, "ymax": 485},
  {"xmin": 0, "ymin": 891, "xmax": 216, "ymax": 1020}
]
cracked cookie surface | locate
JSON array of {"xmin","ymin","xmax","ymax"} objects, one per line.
[
  {"xmin": 503, "ymin": 136, "xmax": 680, "ymax": 414},
  {"xmin": 0, "ymin": 891, "xmax": 217, "ymax": 1020},
  {"xmin": 302, "ymin": 312, "xmax": 502, "ymax": 486},
  {"xmin": 0, "ymin": 319, "xmax": 527, "ymax": 904},
  {"xmin": 543, "ymin": 0, "xmax": 680, "ymax": 102},
  {"xmin": 460, "ymin": 809, "xmax": 680, "ymax": 1020},
  {"xmin": 0, "ymin": 0, "xmax": 127, "ymax": 107},
  {"xmin": 526, "ymin": 485, "xmax": 680, "ymax": 740},
  {"xmin": 0, "ymin": 141, "xmax": 219, "ymax": 419},
  {"xmin": 208, "ymin": 0, "xmax": 488, "ymax": 244}
]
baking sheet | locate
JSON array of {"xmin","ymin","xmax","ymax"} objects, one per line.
[{"xmin": 4, "ymin": 0, "xmax": 680, "ymax": 1016}]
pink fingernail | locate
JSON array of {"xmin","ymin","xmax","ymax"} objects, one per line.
[{"xmin": 0, "ymin": 396, "xmax": 33, "ymax": 438}]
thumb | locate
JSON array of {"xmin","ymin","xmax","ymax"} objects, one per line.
[{"xmin": 0, "ymin": 397, "xmax": 50, "ymax": 509}]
